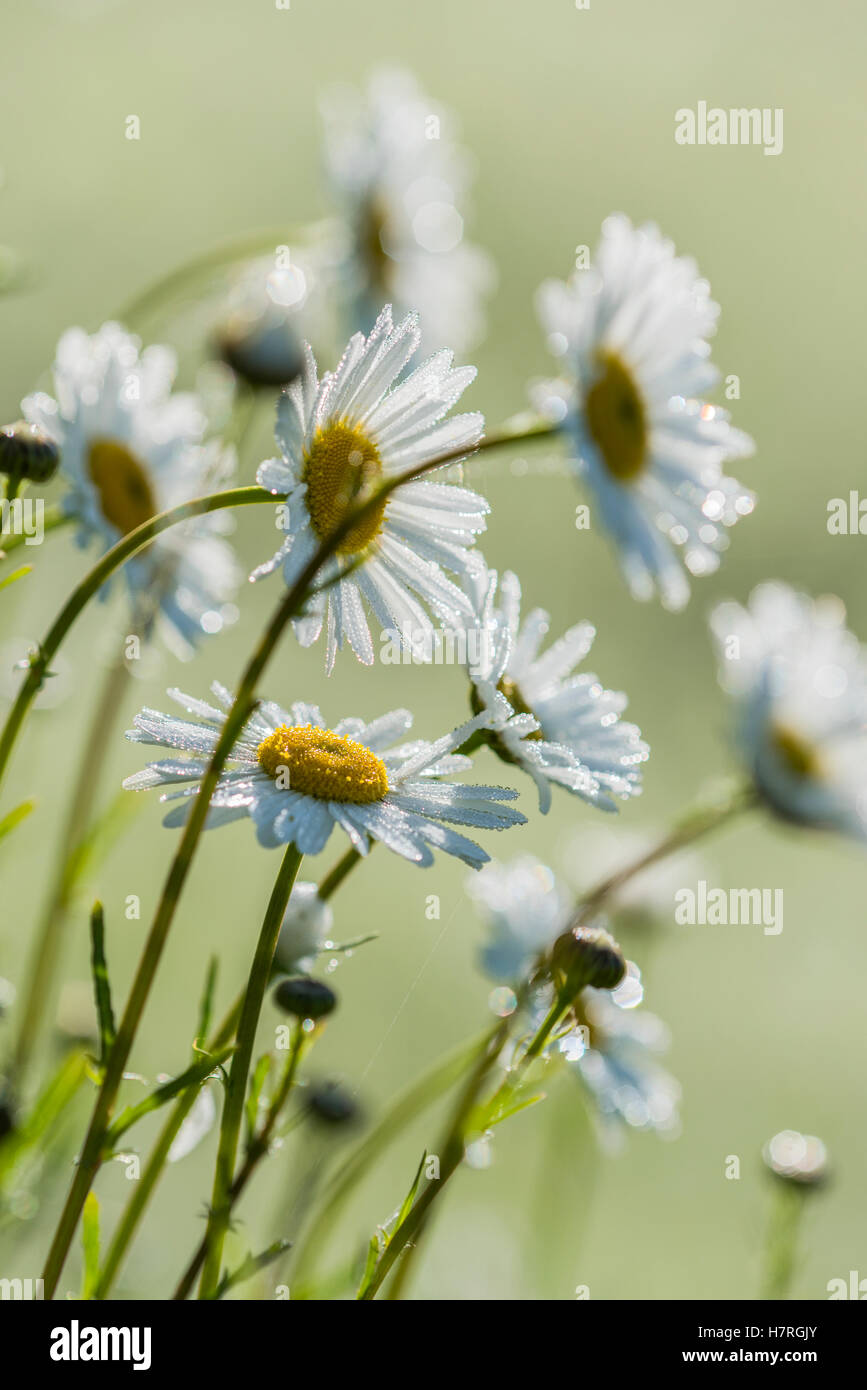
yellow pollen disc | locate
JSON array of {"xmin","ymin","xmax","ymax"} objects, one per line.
[
  {"xmin": 257, "ymin": 724, "xmax": 389, "ymax": 804},
  {"xmin": 497, "ymin": 677, "xmax": 543, "ymax": 741},
  {"xmin": 585, "ymin": 352, "xmax": 648, "ymax": 482},
  {"xmin": 303, "ymin": 422, "xmax": 385, "ymax": 554},
  {"xmin": 87, "ymin": 438, "xmax": 157, "ymax": 536},
  {"xmin": 772, "ymin": 725, "xmax": 820, "ymax": 780}
]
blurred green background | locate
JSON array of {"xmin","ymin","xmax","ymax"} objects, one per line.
[{"xmin": 1, "ymin": 0, "xmax": 865, "ymax": 1299}]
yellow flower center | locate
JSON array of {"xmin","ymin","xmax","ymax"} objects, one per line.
[
  {"xmin": 257, "ymin": 724, "xmax": 389, "ymax": 803},
  {"xmin": 303, "ymin": 422, "xmax": 386, "ymax": 554},
  {"xmin": 772, "ymin": 725, "xmax": 820, "ymax": 780},
  {"xmin": 87, "ymin": 438, "xmax": 157, "ymax": 536},
  {"xmin": 585, "ymin": 352, "xmax": 648, "ymax": 482}
]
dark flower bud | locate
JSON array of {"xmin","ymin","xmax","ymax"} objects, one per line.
[
  {"xmin": 216, "ymin": 311, "xmax": 304, "ymax": 390},
  {"xmin": 763, "ymin": 1130, "xmax": 829, "ymax": 1188},
  {"xmin": 0, "ymin": 420, "xmax": 60, "ymax": 484},
  {"xmin": 551, "ymin": 924, "xmax": 626, "ymax": 993},
  {"xmin": 306, "ymin": 1080, "xmax": 360, "ymax": 1127},
  {"xmin": 273, "ymin": 975, "xmax": 337, "ymax": 1021}
]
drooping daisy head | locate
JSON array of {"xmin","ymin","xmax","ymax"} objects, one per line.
[
  {"xmin": 321, "ymin": 67, "xmax": 494, "ymax": 354},
  {"xmin": 463, "ymin": 568, "xmax": 649, "ymax": 813},
  {"xmin": 253, "ymin": 305, "xmax": 489, "ymax": 672},
  {"xmin": 22, "ymin": 322, "xmax": 240, "ymax": 656},
  {"xmin": 535, "ymin": 215, "xmax": 755, "ymax": 610},
  {"xmin": 467, "ymin": 855, "xmax": 573, "ymax": 985},
  {"xmin": 123, "ymin": 684, "xmax": 526, "ymax": 867},
  {"xmin": 710, "ymin": 582, "xmax": 867, "ymax": 840}
]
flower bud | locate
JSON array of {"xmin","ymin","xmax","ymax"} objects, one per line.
[
  {"xmin": 550, "ymin": 924, "xmax": 626, "ymax": 993},
  {"xmin": 763, "ymin": 1130, "xmax": 829, "ymax": 1188},
  {"xmin": 274, "ymin": 882, "xmax": 332, "ymax": 974},
  {"xmin": 216, "ymin": 311, "xmax": 304, "ymax": 390},
  {"xmin": 0, "ymin": 420, "xmax": 60, "ymax": 484},
  {"xmin": 306, "ymin": 1079, "xmax": 360, "ymax": 1127},
  {"xmin": 273, "ymin": 975, "xmax": 337, "ymax": 1021}
]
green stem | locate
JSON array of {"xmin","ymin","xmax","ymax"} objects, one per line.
[
  {"xmin": 175, "ymin": 1019, "xmax": 306, "ymax": 1300},
  {"xmin": 95, "ymin": 848, "xmax": 359, "ymax": 1299},
  {"xmin": 291, "ymin": 1031, "xmax": 486, "ymax": 1290},
  {"xmin": 0, "ymin": 505, "xmax": 70, "ymax": 559},
  {"xmin": 10, "ymin": 648, "xmax": 133, "ymax": 1086},
  {"xmin": 197, "ymin": 843, "xmax": 303, "ymax": 1299},
  {"xmin": 572, "ymin": 782, "xmax": 758, "ymax": 923},
  {"xmin": 0, "ymin": 486, "xmax": 270, "ymax": 796},
  {"xmin": 359, "ymin": 1017, "xmax": 513, "ymax": 1300},
  {"xmin": 117, "ymin": 226, "xmax": 327, "ymax": 330},
  {"xmin": 761, "ymin": 1183, "xmax": 807, "ymax": 1299},
  {"xmin": 40, "ymin": 420, "xmax": 552, "ymax": 1298}
]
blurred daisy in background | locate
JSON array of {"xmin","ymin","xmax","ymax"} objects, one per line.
[
  {"xmin": 21, "ymin": 322, "xmax": 240, "ymax": 657},
  {"xmin": 253, "ymin": 305, "xmax": 488, "ymax": 672},
  {"xmin": 463, "ymin": 568, "xmax": 648, "ymax": 812},
  {"xmin": 321, "ymin": 67, "xmax": 495, "ymax": 354},
  {"xmin": 710, "ymin": 581, "xmax": 867, "ymax": 839},
  {"xmin": 535, "ymin": 215, "xmax": 755, "ymax": 610},
  {"xmin": 274, "ymin": 880, "xmax": 334, "ymax": 973},
  {"xmin": 123, "ymin": 684, "xmax": 525, "ymax": 866},
  {"xmin": 467, "ymin": 855, "xmax": 572, "ymax": 984}
]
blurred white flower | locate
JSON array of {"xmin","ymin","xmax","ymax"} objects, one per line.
[
  {"xmin": 535, "ymin": 215, "xmax": 754, "ymax": 610},
  {"xmin": 22, "ymin": 322, "xmax": 240, "ymax": 657},
  {"xmin": 711, "ymin": 581, "xmax": 867, "ymax": 839},
  {"xmin": 467, "ymin": 855, "xmax": 572, "ymax": 983},
  {"xmin": 321, "ymin": 67, "xmax": 495, "ymax": 354}
]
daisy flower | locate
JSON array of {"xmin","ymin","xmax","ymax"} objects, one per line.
[
  {"xmin": 569, "ymin": 986, "xmax": 681, "ymax": 1144},
  {"xmin": 122, "ymin": 684, "xmax": 526, "ymax": 867},
  {"xmin": 321, "ymin": 67, "xmax": 494, "ymax": 354},
  {"xmin": 535, "ymin": 215, "xmax": 755, "ymax": 610},
  {"xmin": 467, "ymin": 855, "xmax": 573, "ymax": 984},
  {"xmin": 253, "ymin": 304, "xmax": 488, "ymax": 673},
  {"xmin": 21, "ymin": 322, "xmax": 240, "ymax": 656},
  {"xmin": 464, "ymin": 568, "xmax": 648, "ymax": 812},
  {"xmin": 710, "ymin": 582, "xmax": 867, "ymax": 839}
]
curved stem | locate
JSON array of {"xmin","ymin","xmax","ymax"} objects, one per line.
[
  {"xmin": 571, "ymin": 781, "xmax": 758, "ymax": 924},
  {"xmin": 117, "ymin": 227, "xmax": 322, "ymax": 330},
  {"xmin": 10, "ymin": 649, "xmax": 133, "ymax": 1086},
  {"xmin": 197, "ymin": 844, "xmax": 303, "ymax": 1299},
  {"xmin": 0, "ymin": 505, "xmax": 70, "ymax": 560},
  {"xmin": 94, "ymin": 846, "xmax": 360, "ymax": 1300},
  {"xmin": 175, "ymin": 1019, "xmax": 307, "ymax": 1300},
  {"xmin": 0, "ymin": 486, "xmax": 270, "ymax": 795},
  {"xmin": 40, "ymin": 420, "xmax": 553, "ymax": 1298}
]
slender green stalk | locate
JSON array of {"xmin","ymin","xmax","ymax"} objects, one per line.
[
  {"xmin": 10, "ymin": 649, "xmax": 133, "ymax": 1085},
  {"xmin": 0, "ymin": 505, "xmax": 70, "ymax": 559},
  {"xmin": 572, "ymin": 782, "xmax": 757, "ymax": 923},
  {"xmin": 291, "ymin": 1031, "xmax": 486, "ymax": 1289},
  {"xmin": 0, "ymin": 423, "xmax": 553, "ymax": 801},
  {"xmin": 40, "ymin": 421, "xmax": 553, "ymax": 1297},
  {"xmin": 93, "ymin": 845, "xmax": 360, "ymax": 1299},
  {"xmin": 197, "ymin": 844, "xmax": 303, "ymax": 1299},
  {"xmin": 175, "ymin": 1019, "xmax": 307, "ymax": 1300},
  {"xmin": 118, "ymin": 226, "xmax": 326, "ymax": 329},
  {"xmin": 761, "ymin": 1183, "xmax": 807, "ymax": 1299},
  {"xmin": 0, "ymin": 485, "xmax": 271, "ymax": 795}
]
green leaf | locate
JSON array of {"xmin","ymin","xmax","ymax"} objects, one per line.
[
  {"xmin": 244, "ymin": 1053, "xmax": 272, "ymax": 1148},
  {"xmin": 396, "ymin": 1150, "xmax": 427, "ymax": 1228},
  {"xmin": 0, "ymin": 564, "xmax": 32, "ymax": 592},
  {"xmin": 0, "ymin": 798, "xmax": 36, "ymax": 844},
  {"xmin": 105, "ymin": 1045, "xmax": 234, "ymax": 1148},
  {"xmin": 355, "ymin": 1230, "xmax": 386, "ymax": 1300},
  {"xmin": 89, "ymin": 902, "xmax": 116, "ymax": 1069},
  {"xmin": 196, "ymin": 957, "xmax": 219, "ymax": 1047},
  {"xmin": 81, "ymin": 1192, "xmax": 100, "ymax": 1299},
  {"xmin": 212, "ymin": 1239, "xmax": 290, "ymax": 1301},
  {"xmin": 482, "ymin": 1089, "xmax": 547, "ymax": 1130}
]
